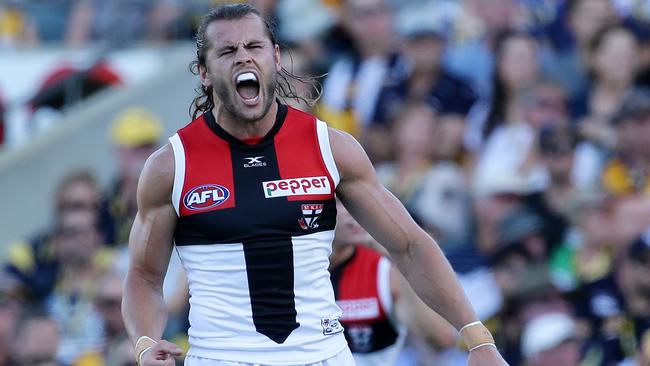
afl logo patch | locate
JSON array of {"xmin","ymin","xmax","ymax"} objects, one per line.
[{"xmin": 184, "ymin": 184, "xmax": 230, "ymax": 211}]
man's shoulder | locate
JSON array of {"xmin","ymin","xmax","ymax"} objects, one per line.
[
  {"xmin": 137, "ymin": 144, "xmax": 175, "ymax": 204},
  {"xmin": 146, "ymin": 144, "xmax": 174, "ymax": 173}
]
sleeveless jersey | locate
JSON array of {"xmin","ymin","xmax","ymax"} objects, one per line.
[
  {"xmin": 168, "ymin": 104, "xmax": 347, "ymax": 364},
  {"xmin": 330, "ymin": 245, "xmax": 406, "ymax": 366}
]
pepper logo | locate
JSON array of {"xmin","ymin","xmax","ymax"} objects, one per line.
[
  {"xmin": 184, "ymin": 184, "xmax": 230, "ymax": 211},
  {"xmin": 262, "ymin": 176, "xmax": 331, "ymax": 198}
]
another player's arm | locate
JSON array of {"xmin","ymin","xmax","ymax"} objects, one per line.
[
  {"xmin": 122, "ymin": 144, "xmax": 182, "ymax": 365},
  {"xmin": 390, "ymin": 265, "xmax": 456, "ymax": 350},
  {"xmin": 330, "ymin": 129, "xmax": 507, "ymax": 365}
]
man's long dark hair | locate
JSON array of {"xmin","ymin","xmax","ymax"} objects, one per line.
[{"xmin": 189, "ymin": 3, "xmax": 320, "ymax": 120}]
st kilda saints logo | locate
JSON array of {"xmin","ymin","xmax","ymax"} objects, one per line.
[
  {"xmin": 183, "ymin": 184, "xmax": 230, "ymax": 211},
  {"xmin": 299, "ymin": 203, "xmax": 324, "ymax": 230}
]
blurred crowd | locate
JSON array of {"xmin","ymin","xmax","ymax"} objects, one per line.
[{"xmin": 1, "ymin": 0, "xmax": 650, "ymax": 365}]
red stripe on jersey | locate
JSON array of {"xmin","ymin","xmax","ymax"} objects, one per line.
[
  {"xmin": 178, "ymin": 115, "xmax": 235, "ymax": 216},
  {"xmin": 274, "ymin": 107, "xmax": 335, "ymax": 201},
  {"xmin": 337, "ymin": 246, "xmax": 388, "ymax": 323},
  {"xmin": 242, "ymin": 137, "xmax": 263, "ymax": 145}
]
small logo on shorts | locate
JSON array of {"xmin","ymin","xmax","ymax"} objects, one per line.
[
  {"xmin": 321, "ymin": 316, "xmax": 344, "ymax": 336},
  {"xmin": 299, "ymin": 203, "xmax": 324, "ymax": 230}
]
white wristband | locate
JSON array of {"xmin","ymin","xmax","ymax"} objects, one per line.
[
  {"xmin": 459, "ymin": 320, "xmax": 483, "ymax": 333},
  {"xmin": 135, "ymin": 336, "xmax": 157, "ymax": 366},
  {"xmin": 138, "ymin": 346, "xmax": 153, "ymax": 366},
  {"xmin": 136, "ymin": 336, "xmax": 157, "ymax": 349},
  {"xmin": 469, "ymin": 342, "xmax": 497, "ymax": 352}
]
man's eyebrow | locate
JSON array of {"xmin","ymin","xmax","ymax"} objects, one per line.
[
  {"xmin": 245, "ymin": 40, "xmax": 265, "ymax": 46},
  {"xmin": 217, "ymin": 44, "xmax": 237, "ymax": 52}
]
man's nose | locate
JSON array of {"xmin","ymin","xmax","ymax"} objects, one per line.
[{"xmin": 234, "ymin": 47, "xmax": 253, "ymax": 65}]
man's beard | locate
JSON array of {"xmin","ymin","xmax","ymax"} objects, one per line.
[{"xmin": 213, "ymin": 74, "xmax": 276, "ymax": 123}]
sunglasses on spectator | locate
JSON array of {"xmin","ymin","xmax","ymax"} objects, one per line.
[
  {"xmin": 542, "ymin": 145, "xmax": 573, "ymax": 156},
  {"xmin": 55, "ymin": 225, "xmax": 95, "ymax": 238},
  {"xmin": 59, "ymin": 200, "xmax": 99, "ymax": 212},
  {"xmin": 96, "ymin": 296, "xmax": 122, "ymax": 309}
]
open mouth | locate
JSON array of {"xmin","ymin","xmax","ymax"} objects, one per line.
[{"xmin": 235, "ymin": 72, "xmax": 260, "ymax": 104}]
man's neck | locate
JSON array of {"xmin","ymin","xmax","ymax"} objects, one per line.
[{"xmin": 212, "ymin": 100, "xmax": 279, "ymax": 141}]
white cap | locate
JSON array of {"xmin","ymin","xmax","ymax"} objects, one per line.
[{"xmin": 522, "ymin": 313, "xmax": 576, "ymax": 358}]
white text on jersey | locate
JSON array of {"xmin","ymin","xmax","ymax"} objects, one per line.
[{"xmin": 263, "ymin": 176, "xmax": 331, "ymax": 198}]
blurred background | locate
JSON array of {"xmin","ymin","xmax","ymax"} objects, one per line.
[{"xmin": 0, "ymin": 0, "xmax": 649, "ymax": 365}]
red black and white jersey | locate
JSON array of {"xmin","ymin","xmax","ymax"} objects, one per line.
[
  {"xmin": 168, "ymin": 103, "xmax": 347, "ymax": 364},
  {"xmin": 331, "ymin": 245, "xmax": 406, "ymax": 366}
]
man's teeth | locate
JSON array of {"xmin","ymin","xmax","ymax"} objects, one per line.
[{"xmin": 236, "ymin": 72, "xmax": 257, "ymax": 83}]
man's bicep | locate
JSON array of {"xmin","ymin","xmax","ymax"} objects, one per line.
[
  {"xmin": 128, "ymin": 146, "xmax": 177, "ymax": 287},
  {"xmin": 330, "ymin": 129, "xmax": 425, "ymax": 255}
]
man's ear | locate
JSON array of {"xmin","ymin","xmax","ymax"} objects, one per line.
[
  {"xmin": 199, "ymin": 65, "xmax": 212, "ymax": 88},
  {"xmin": 274, "ymin": 44, "xmax": 281, "ymax": 72}
]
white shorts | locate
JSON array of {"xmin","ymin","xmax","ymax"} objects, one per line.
[{"xmin": 184, "ymin": 347, "xmax": 355, "ymax": 366}]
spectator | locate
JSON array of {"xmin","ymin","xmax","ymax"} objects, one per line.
[
  {"xmin": 467, "ymin": 30, "xmax": 546, "ymax": 195},
  {"xmin": 375, "ymin": 101, "xmax": 471, "ymax": 246},
  {"xmin": 603, "ymin": 89, "xmax": 650, "ymax": 245},
  {"xmin": 521, "ymin": 312, "xmax": 582, "ymax": 366},
  {"xmin": 431, "ymin": 113, "xmax": 467, "ymax": 164},
  {"xmin": 496, "ymin": 206, "xmax": 548, "ymax": 264},
  {"xmin": 375, "ymin": 26, "xmax": 476, "ymax": 123},
  {"xmin": 565, "ymin": 190, "xmax": 616, "ymax": 285},
  {"xmin": 617, "ymin": 229, "xmax": 650, "ymax": 365},
  {"xmin": 573, "ymin": 227, "xmax": 650, "ymax": 365},
  {"xmin": 94, "ymin": 272, "xmax": 131, "ymax": 366},
  {"xmin": 4, "ymin": 170, "xmax": 102, "ymax": 303},
  {"xmin": 47, "ymin": 208, "xmax": 106, "ymax": 365},
  {"xmin": 521, "ymin": 81, "xmax": 570, "ymax": 131},
  {"xmin": 489, "ymin": 209, "xmax": 546, "ymax": 301},
  {"xmin": 66, "ymin": 0, "xmax": 187, "ymax": 47},
  {"xmin": 0, "ymin": 1, "xmax": 38, "ymax": 47},
  {"xmin": 526, "ymin": 125, "xmax": 576, "ymax": 259},
  {"xmin": 105, "ymin": 107, "xmax": 162, "ymax": 247},
  {"xmin": 490, "ymin": 270, "xmax": 572, "ymax": 365},
  {"xmin": 318, "ymin": 0, "xmax": 404, "ymax": 138},
  {"xmin": 21, "ymin": 0, "xmax": 74, "ymax": 43},
  {"xmin": 573, "ymin": 25, "xmax": 642, "ymax": 154},
  {"xmin": 472, "ymin": 176, "xmax": 532, "ymax": 255},
  {"xmin": 445, "ymin": 0, "xmax": 529, "ymax": 98},
  {"xmin": 542, "ymin": 0, "xmax": 619, "ymax": 99},
  {"xmin": 369, "ymin": 25, "xmax": 476, "ymax": 162},
  {"xmin": 70, "ymin": 271, "xmax": 138, "ymax": 366},
  {"xmin": 12, "ymin": 311, "xmax": 62, "ymax": 366}
]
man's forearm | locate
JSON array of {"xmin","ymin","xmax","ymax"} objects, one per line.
[
  {"xmin": 122, "ymin": 269, "xmax": 169, "ymax": 344},
  {"xmin": 390, "ymin": 234, "xmax": 477, "ymax": 330}
]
